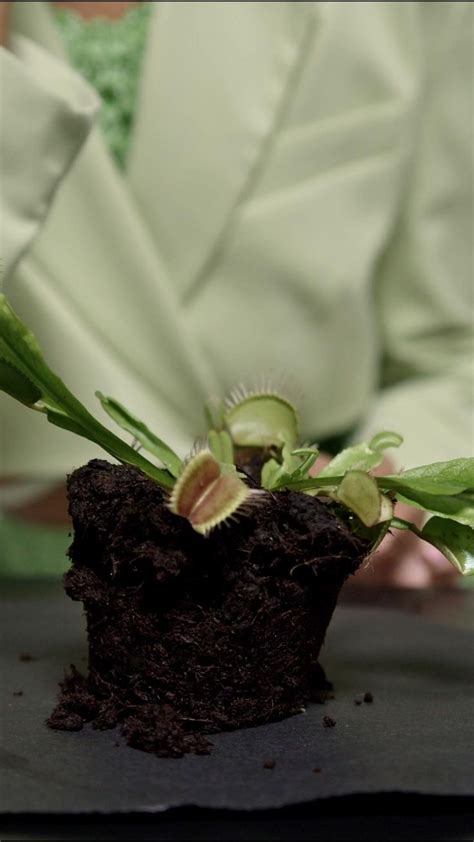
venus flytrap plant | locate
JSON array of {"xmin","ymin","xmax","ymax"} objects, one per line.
[
  {"xmin": 222, "ymin": 385, "xmax": 312, "ymax": 490},
  {"xmin": 0, "ymin": 295, "xmax": 175, "ymax": 489},
  {"xmin": 216, "ymin": 384, "xmax": 474, "ymax": 575},
  {"xmin": 96, "ymin": 391, "xmax": 183, "ymax": 478},
  {"xmin": 168, "ymin": 449, "xmax": 259, "ymax": 536},
  {"xmin": 0, "ymin": 293, "xmax": 255, "ymax": 535},
  {"xmin": 276, "ymin": 463, "xmax": 474, "ymax": 575},
  {"xmin": 1, "ymin": 291, "xmax": 473, "ymax": 574},
  {"xmin": 224, "ymin": 384, "xmax": 299, "ymax": 449},
  {"xmin": 270, "ymin": 432, "xmax": 404, "ymax": 528},
  {"xmin": 207, "ymin": 429, "xmax": 234, "ymax": 466}
]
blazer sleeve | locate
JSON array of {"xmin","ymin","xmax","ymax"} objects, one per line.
[
  {"xmin": 0, "ymin": 35, "xmax": 99, "ymax": 281},
  {"xmin": 354, "ymin": 3, "xmax": 473, "ymax": 469}
]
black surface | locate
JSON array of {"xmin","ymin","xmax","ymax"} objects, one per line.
[
  {"xmin": 1, "ymin": 582, "xmax": 473, "ymax": 818},
  {"xmin": 1, "ymin": 799, "xmax": 474, "ymax": 841}
]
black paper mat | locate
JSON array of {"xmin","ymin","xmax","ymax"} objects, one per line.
[{"xmin": 1, "ymin": 583, "xmax": 473, "ymax": 814}]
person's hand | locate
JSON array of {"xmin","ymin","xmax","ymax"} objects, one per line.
[
  {"xmin": 0, "ymin": 2, "xmax": 11, "ymax": 48},
  {"xmin": 310, "ymin": 453, "xmax": 457, "ymax": 589}
]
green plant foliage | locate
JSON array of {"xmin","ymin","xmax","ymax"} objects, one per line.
[
  {"xmin": 0, "ymin": 294, "xmax": 174, "ymax": 488},
  {"xmin": 224, "ymin": 390, "xmax": 299, "ymax": 448},
  {"xmin": 204, "ymin": 397, "xmax": 226, "ymax": 432},
  {"xmin": 383, "ymin": 459, "xmax": 474, "ymax": 496},
  {"xmin": 1, "ymin": 291, "xmax": 473, "ymax": 560},
  {"xmin": 317, "ymin": 431, "xmax": 403, "ymax": 478},
  {"xmin": 277, "ymin": 449, "xmax": 474, "ymax": 574},
  {"xmin": 373, "ymin": 462, "xmax": 474, "ymax": 537},
  {"xmin": 96, "ymin": 392, "xmax": 182, "ymax": 478},
  {"xmin": 336, "ymin": 471, "xmax": 393, "ymax": 528},
  {"xmin": 260, "ymin": 458, "xmax": 283, "ymax": 490},
  {"xmin": 369, "ymin": 431, "xmax": 404, "ymax": 451},
  {"xmin": 169, "ymin": 450, "xmax": 253, "ymax": 535},
  {"xmin": 208, "ymin": 429, "xmax": 234, "ymax": 465},
  {"xmin": 421, "ymin": 517, "xmax": 474, "ymax": 576},
  {"xmin": 0, "ymin": 357, "xmax": 41, "ymax": 405},
  {"xmin": 391, "ymin": 516, "xmax": 474, "ymax": 577},
  {"xmin": 389, "ymin": 486, "xmax": 474, "ymax": 528},
  {"xmin": 260, "ymin": 445, "xmax": 319, "ymax": 491}
]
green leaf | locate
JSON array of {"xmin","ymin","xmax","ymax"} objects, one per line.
[
  {"xmin": 369, "ymin": 431, "xmax": 404, "ymax": 451},
  {"xmin": 46, "ymin": 406, "xmax": 175, "ymax": 487},
  {"xmin": 0, "ymin": 294, "xmax": 111, "ymax": 426},
  {"xmin": 317, "ymin": 431, "xmax": 403, "ymax": 478},
  {"xmin": 208, "ymin": 429, "xmax": 234, "ymax": 465},
  {"xmin": 390, "ymin": 486, "xmax": 474, "ymax": 528},
  {"xmin": 336, "ymin": 470, "xmax": 393, "ymax": 527},
  {"xmin": 386, "ymin": 516, "xmax": 474, "ymax": 576},
  {"xmin": 224, "ymin": 391, "xmax": 299, "ymax": 448},
  {"xmin": 204, "ymin": 397, "xmax": 226, "ymax": 431},
  {"xmin": 272, "ymin": 473, "xmax": 344, "ymax": 493},
  {"xmin": 96, "ymin": 392, "xmax": 182, "ymax": 478},
  {"xmin": 377, "ymin": 460, "xmax": 474, "ymax": 542},
  {"xmin": 421, "ymin": 517, "xmax": 474, "ymax": 576},
  {"xmin": 383, "ymin": 459, "xmax": 474, "ymax": 496},
  {"xmin": 288, "ymin": 447, "xmax": 319, "ymax": 478},
  {"xmin": 261, "ymin": 458, "xmax": 280, "ymax": 490},
  {"xmin": 260, "ymin": 458, "xmax": 291, "ymax": 491},
  {"xmin": 169, "ymin": 450, "xmax": 253, "ymax": 535},
  {"xmin": 388, "ymin": 516, "xmax": 411, "ymax": 531},
  {"xmin": 45, "ymin": 408, "xmax": 147, "ymax": 469},
  {"xmin": 317, "ymin": 443, "xmax": 380, "ymax": 476},
  {"xmin": 0, "ymin": 357, "xmax": 41, "ymax": 405},
  {"xmin": 281, "ymin": 441, "xmax": 299, "ymax": 472},
  {"xmin": 0, "ymin": 294, "xmax": 174, "ymax": 488},
  {"xmin": 45, "ymin": 409, "xmax": 93, "ymax": 440},
  {"xmin": 350, "ymin": 518, "xmax": 393, "ymax": 553},
  {"xmin": 260, "ymin": 445, "xmax": 319, "ymax": 491}
]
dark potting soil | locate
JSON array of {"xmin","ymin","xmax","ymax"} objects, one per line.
[{"xmin": 48, "ymin": 459, "xmax": 370, "ymax": 757}]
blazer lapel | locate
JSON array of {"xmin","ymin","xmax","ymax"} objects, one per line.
[
  {"xmin": 127, "ymin": 1, "xmax": 316, "ymax": 302},
  {"xmin": 8, "ymin": 1, "xmax": 222, "ymax": 436},
  {"xmin": 8, "ymin": 1, "xmax": 318, "ymax": 443}
]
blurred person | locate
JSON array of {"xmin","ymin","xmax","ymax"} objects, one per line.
[{"xmin": 0, "ymin": 2, "xmax": 472, "ymax": 585}]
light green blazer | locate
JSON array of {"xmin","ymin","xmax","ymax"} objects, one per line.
[{"xmin": 1, "ymin": 1, "xmax": 473, "ymax": 480}]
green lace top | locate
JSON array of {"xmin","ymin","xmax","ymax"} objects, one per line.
[{"xmin": 54, "ymin": 3, "xmax": 152, "ymax": 168}]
